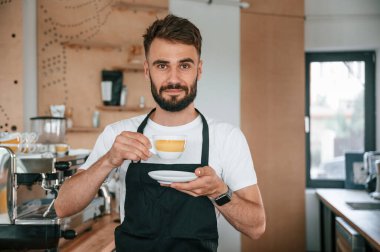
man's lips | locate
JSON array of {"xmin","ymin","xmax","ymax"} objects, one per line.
[{"xmin": 162, "ymin": 88, "xmax": 184, "ymax": 94}]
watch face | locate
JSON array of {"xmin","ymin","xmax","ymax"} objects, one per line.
[
  {"xmin": 215, "ymin": 187, "xmax": 232, "ymax": 206},
  {"xmin": 215, "ymin": 195, "xmax": 231, "ymax": 206}
]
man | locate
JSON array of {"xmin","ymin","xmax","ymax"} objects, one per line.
[{"xmin": 55, "ymin": 14, "xmax": 265, "ymax": 252}]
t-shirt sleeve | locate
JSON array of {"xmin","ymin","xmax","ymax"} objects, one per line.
[
  {"xmin": 80, "ymin": 125, "xmax": 116, "ymax": 170},
  {"xmin": 221, "ymin": 127, "xmax": 257, "ymax": 192}
]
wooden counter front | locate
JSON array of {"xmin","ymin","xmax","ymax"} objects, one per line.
[{"xmin": 59, "ymin": 213, "xmax": 119, "ymax": 252}]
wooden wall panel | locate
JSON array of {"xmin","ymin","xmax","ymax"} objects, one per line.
[
  {"xmin": 241, "ymin": 11, "xmax": 305, "ymax": 252},
  {"xmin": 243, "ymin": 0, "xmax": 304, "ymax": 17},
  {"xmin": 0, "ymin": 0, "xmax": 23, "ymax": 132},
  {"xmin": 37, "ymin": 0, "xmax": 167, "ymax": 148}
]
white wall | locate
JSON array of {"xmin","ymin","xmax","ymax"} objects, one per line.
[
  {"xmin": 169, "ymin": 1, "xmax": 241, "ymax": 251},
  {"xmin": 23, "ymin": 0, "xmax": 37, "ymax": 130},
  {"xmin": 170, "ymin": 0, "xmax": 241, "ymax": 128},
  {"xmin": 305, "ymin": 1, "xmax": 380, "ymax": 251}
]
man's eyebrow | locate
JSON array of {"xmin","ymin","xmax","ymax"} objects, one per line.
[
  {"xmin": 152, "ymin": 58, "xmax": 195, "ymax": 65},
  {"xmin": 152, "ymin": 60, "xmax": 170, "ymax": 65},
  {"xmin": 179, "ymin": 58, "xmax": 195, "ymax": 64}
]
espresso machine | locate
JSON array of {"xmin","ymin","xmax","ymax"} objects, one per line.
[
  {"xmin": 0, "ymin": 146, "xmax": 111, "ymax": 250},
  {"xmin": 363, "ymin": 151, "xmax": 380, "ymax": 199}
]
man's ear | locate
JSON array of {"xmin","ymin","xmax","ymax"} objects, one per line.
[
  {"xmin": 144, "ymin": 61, "xmax": 149, "ymax": 80},
  {"xmin": 197, "ymin": 60, "xmax": 203, "ymax": 80}
]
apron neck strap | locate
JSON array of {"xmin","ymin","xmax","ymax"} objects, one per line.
[
  {"xmin": 136, "ymin": 108, "xmax": 209, "ymax": 166},
  {"xmin": 196, "ymin": 108, "xmax": 209, "ymax": 166},
  {"xmin": 137, "ymin": 108, "xmax": 156, "ymax": 134}
]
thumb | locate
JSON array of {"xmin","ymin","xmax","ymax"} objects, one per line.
[{"xmin": 195, "ymin": 166, "xmax": 213, "ymax": 177}]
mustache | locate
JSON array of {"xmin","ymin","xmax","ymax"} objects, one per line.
[{"xmin": 159, "ymin": 83, "xmax": 189, "ymax": 93}]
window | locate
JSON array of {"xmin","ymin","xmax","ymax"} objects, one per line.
[{"xmin": 306, "ymin": 52, "xmax": 376, "ymax": 188}]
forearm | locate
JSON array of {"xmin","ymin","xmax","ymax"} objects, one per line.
[
  {"xmin": 54, "ymin": 131, "xmax": 151, "ymax": 217},
  {"xmin": 54, "ymin": 154, "xmax": 114, "ymax": 217},
  {"xmin": 215, "ymin": 193, "xmax": 266, "ymax": 239}
]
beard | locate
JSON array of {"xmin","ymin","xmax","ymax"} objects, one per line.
[{"xmin": 150, "ymin": 75, "xmax": 197, "ymax": 112}]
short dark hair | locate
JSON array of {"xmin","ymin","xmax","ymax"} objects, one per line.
[{"xmin": 143, "ymin": 14, "xmax": 202, "ymax": 58}]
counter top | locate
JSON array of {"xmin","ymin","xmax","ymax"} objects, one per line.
[{"xmin": 316, "ymin": 189, "xmax": 380, "ymax": 251}]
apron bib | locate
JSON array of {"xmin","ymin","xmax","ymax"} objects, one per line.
[{"xmin": 115, "ymin": 109, "xmax": 218, "ymax": 252}]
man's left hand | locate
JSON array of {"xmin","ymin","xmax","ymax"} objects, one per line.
[{"xmin": 166, "ymin": 166, "xmax": 227, "ymax": 198}]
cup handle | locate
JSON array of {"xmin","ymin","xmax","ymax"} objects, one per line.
[
  {"xmin": 29, "ymin": 132, "xmax": 39, "ymax": 143},
  {"xmin": 27, "ymin": 144, "xmax": 37, "ymax": 153},
  {"xmin": 19, "ymin": 144, "xmax": 27, "ymax": 153},
  {"xmin": 22, "ymin": 132, "xmax": 39, "ymax": 144},
  {"xmin": 18, "ymin": 144, "xmax": 36, "ymax": 153},
  {"xmin": 148, "ymin": 138, "xmax": 157, "ymax": 155},
  {"xmin": 21, "ymin": 133, "xmax": 27, "ymax": 144}
]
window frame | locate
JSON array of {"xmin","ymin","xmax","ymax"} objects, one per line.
[{"xmin": 305, "ymin": 51, "xmax": 376, "ymax": 188}]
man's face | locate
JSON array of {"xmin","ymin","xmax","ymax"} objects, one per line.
[{"xmin": 144, "ymin": 38, "xmax": 202, "ymax": 112}]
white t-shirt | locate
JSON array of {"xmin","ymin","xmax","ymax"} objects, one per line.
[{"xmin": 80, "ymin": 113, "xmax": 257, "ymax": 220}]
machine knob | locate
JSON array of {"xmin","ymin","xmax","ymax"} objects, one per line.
[{"xmin": 61, "ymin": 229, "xmax": 77, "ymax": 240}]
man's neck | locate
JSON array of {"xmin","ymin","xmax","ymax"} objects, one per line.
[{"xmin": 150, "ymin": 105, "xmax": 198, "ymax": 126}]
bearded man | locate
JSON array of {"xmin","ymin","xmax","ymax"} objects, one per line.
[{"xmin": 55, "ymin": 14, "xmax": 265, "ymax": 252}]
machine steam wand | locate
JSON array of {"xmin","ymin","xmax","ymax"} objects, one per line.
[{"xmin": 41, "ymin": 173, "xmax": 58, "ymax": 218}]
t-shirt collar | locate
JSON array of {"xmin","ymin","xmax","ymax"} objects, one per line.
[{"xmin": 147, "ymin": 115, "xmax": 202, "ymax": 133}]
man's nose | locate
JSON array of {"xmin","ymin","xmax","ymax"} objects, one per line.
[{"xmin": 167, "ymin": 68, "xmax": 181, "ymax": 83}]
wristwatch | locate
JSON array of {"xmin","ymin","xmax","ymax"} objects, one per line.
[{"xmin": 212, "ymin": 186, "xmax": 233, "ymax": 206}]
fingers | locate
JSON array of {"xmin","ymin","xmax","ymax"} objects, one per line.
[
  {"xmin": 169, "ymin": 166, "xmax": 222, "ymax": 197},
  {"xmin": 170, "ymin": 182, "xmax": 208, "ymax": 197},
  {"xmin": 120, "ymin": 131, "xmax": 151, "ymax": 149},
  {"xmin": 170, "ymin": 177, "xmax": 211, "ymax": 196},
  {"xmin": 109, "ymin": 131, "xmax": 153, "ymax": 164},
  {"xmin": 194, "ymin": 166, "xmax": 215, "ymax": 177},
  {"xmin": 122, "ymin": 137, "xmax": 151, "ymax": 159}
]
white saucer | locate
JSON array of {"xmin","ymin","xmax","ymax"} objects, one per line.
[{"xmin": 148, "ymin": 170, "xmax": 197, "ymax": 184}]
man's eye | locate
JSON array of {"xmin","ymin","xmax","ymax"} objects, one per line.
[
  {"xmin": 157, "ymin": 64, "xmax": 167, "ymax": 69},
  {"xmin": 180, "ymin": 63, "xmax": 191, "ymax": 69}
]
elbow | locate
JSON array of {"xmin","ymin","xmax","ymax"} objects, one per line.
[
  {"xmin": 250, "ymin": 221, "xmax": 266, "ymax": 240},
  {"xmin": 247, "ymin": 215, "xmax": 266, "ymax": 240},
  {"xmin": 54, "ymin": 200, "xmax": 64, "ymax": 218},
  {"xmin": 54, "ymin": 198, "xmax": 69, "ymax": 218}
]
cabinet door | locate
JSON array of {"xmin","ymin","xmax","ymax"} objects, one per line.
[
  {"xmin": 241, "ymin": 10, "xmax": 305, "ymax": 252},
  {"xmin": 336, "ymin": 235, "xmax": 352, "ymax": 252}
]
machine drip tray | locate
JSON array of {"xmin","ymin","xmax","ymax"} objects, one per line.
[
  {"xmin": 0, "ymin": 224, "xmax": 61, "ymax": 249},
  {"xmin": 16, "ymin": 200, "xmax": 59, "ymax": 225}
]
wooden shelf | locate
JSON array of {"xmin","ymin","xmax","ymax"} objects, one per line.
[
  {"xmin": 67, "ymin": 127, "xmax": 102, "ymax": 133},
  {"xmin": 96, "ymin": 105, "xmax": 153, "ymax": 112},
  {"xmin": 61, "ymin": 42, "xmax": 122, "ymax": 51},
  {"xmin": 112, "ymin": 1, "xmax": 167, "ymax": 13}
]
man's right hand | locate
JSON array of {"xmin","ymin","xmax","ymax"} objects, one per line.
[{"xmin": 105, "ymin": 131, "xmax": 152, "ymax": 168}]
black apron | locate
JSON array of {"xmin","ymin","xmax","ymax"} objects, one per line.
[{"xmin": 114, "ymin": 109, "xmax": 218, "ymax": 252}]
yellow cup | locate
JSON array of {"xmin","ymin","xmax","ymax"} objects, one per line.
[
  {"xmin": 55, "ymin": 143, "xmax": 69, "ymax": 157},
  {"xmin": 155, "ymin": 140, "xmax": 186, "ymax": 152},
  {"xmin": 0, "ymin": 133, "xmax": 21, "ymax": 153},
  {"xmin": 150, "ymin": 135, "xmax": 186, "ymax": 160}
]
